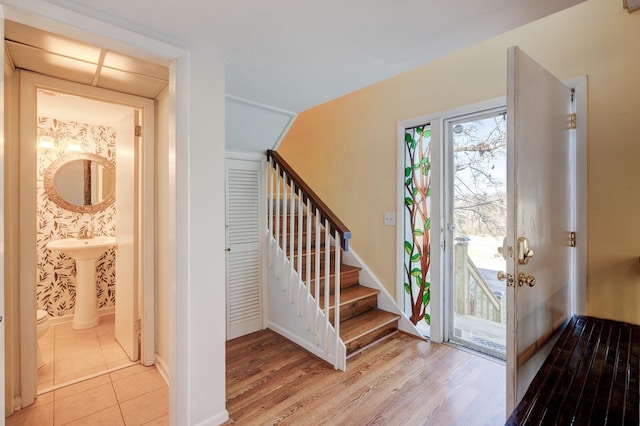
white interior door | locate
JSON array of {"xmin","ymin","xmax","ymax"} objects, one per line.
[
  {"xmin": 226, "ymin": 158, "xmax": 263, "ymax": 340},
  {"xmin": 115, "ymin": 110, "xmax": 138, "ymax": 360},
  {"xmin": 506, "ymin": 46, "xmax": 574, "ymax": 412}
]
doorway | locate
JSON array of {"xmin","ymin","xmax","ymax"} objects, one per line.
[
  {"xmin": 444, "ymin": 107, "xmax": 507, "ymax": 360},
  {"xmin": 16, "ymin": 70, "xmax": 157, "ymax": 409},
  {"xmin": 0, "ymin": 9, "xmax": 190, "ymax": 423},
  {"xmin": 34, "ymin": 86, "xmax": 139, "ymax": 393},
  {"xmin": 397, "ymin": 51, "xmax": 587, "ymax": 416}
]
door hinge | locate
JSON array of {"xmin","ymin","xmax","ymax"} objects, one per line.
[
  {"xmin": 570, "ymin": 231, "xmax": 577, "ymax": 247},
  {"xmin": 570, "ymin": 113, "xmax": 577, "ymax": 130},
  {"xmin": 135, "ymin": 318, "xmax": 142, "ymax": 336},
  {"xmin": 135, "ymin": 125, "xmax": 142, "ymax": 137}
]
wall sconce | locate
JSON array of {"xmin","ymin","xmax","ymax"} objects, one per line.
[
  {"xmin": 37, "ymin": 131, "xmax": 84, "ymax": 152},
  {"xmin": 65, "ymin": 140, "xmax": 83, "ymax": 152},
  {"xmin": 38, "ymin": 136, "xmax": 82, "ymax": 153},
  {"xmin": 38, "ymin": 135, "xmax": 56, "ymax": 149}
]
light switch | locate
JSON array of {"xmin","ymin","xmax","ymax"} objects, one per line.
[{"xmin": 384, "ymin": 212, "xmax": 396, "ymax": 226}]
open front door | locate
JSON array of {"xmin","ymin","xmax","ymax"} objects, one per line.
[{"xmin": 505, "ymin": 46, "xmax": 574, "ymax": 412}]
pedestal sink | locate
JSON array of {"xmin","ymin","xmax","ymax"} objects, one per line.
[{"xmin": 46, "ymin": 236, "xmax": 117, "ymax": 329}]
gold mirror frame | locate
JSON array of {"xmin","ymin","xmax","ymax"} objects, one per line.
[{"xmin": 44, "ymin": 152, "xmax": 116, "ymax": 214}]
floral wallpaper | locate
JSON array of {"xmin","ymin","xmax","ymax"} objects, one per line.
[{"xmin": 37, "ymin": 116, "xmax": 117, "ymax": 317}]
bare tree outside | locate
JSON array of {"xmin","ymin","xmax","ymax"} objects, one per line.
[{"xmin": 452, "ymin": 113, "xmax": 507, "ymax": 237}]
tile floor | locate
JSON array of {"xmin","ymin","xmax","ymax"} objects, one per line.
[
  {"xmin": 37, "ymin": 313, "xmax": 133, "ymax": 392},
  {"xmin": 7, "ymin": 364, "xmax": 169, "ymax": 425}
]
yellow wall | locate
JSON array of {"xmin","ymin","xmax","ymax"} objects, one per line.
[{"xmin": 278, "ymin": 0, "xmax": 640, "ymax": 324}]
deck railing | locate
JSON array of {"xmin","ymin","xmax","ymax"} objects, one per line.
[
  {"xmin": 454, "ymin": 237, "xmax": 503, "ymax": 324},
  {"xmin": 266, "ymin": 150, "xmax": 350, "ymax": 370}
]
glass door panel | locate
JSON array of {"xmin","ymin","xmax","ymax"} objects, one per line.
[{"xmin": 447, "ymin": 109, "xmax": 507, "ymax": 359}]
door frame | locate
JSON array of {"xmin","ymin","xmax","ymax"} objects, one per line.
[
  {"xmin": 397, "ymin": 97, "xmax": 506, "ymax": 342},
  {"xmin": 396, "ymin": 78, "xmax": 586, "ymax": 347},
  {"xmin": 0, "ymin": 10, "xmax": 5, "ymax": 420},
  {"xmin": 442, "ymin": 104, "xmax": 508, "ymax": 358},
  {"xmin": 18, "ymin": 71, "xmax": 155, "ymax": 406},
  {"xmin": 568, "ymin": 76, "xmax": 588, "ymax": 317}
]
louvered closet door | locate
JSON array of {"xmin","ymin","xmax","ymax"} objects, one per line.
[{"xmin": 226, "ymin": 159, "xmax": 264, "ymax": 340}]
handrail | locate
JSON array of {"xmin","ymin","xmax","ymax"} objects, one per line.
[{"xmin": 267, "ymin": 150, "xmax": 351, "ymax": 251}]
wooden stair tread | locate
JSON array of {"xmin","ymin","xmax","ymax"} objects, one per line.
[
  {"xmin": 308, "ymin": 264, "xmax": 360, "ymax": 282},
  {"xmin": 292, "ymin": 246, "xmax": 336, "ymax": 258},
  {"xmin": 320, "ymin": 285, "xmax": 379, "ymax": 310},
  {"xmin": 272, "ymin": 208, "xmax": 400, "ymax": 361},
  {"xmin": 340, "ymin": 309, "xmax": 400, "ymax": 344}
]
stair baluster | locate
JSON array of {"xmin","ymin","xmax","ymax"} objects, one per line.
[
  {"xmin": 289, "ymin": 181, "xmax": 296, "ymax": 303},
  {"xmin": 323, "ymin": 218, "xmax": 331, "ymax": 353},
  {"xmin": 314, "ymin": 209, "xmax": 321, "ymax": 345},
  {"xmin": 305, "ymin": 204, "xmax": 312, "ymax": 332},
  {"xmin": 267, "ymin": 157, "xmax": 274, "ymax": 269},
  {"xmin": 296, "ymin": 188, "xmax": 304, "ymax": 316},
  {"xmin": 281, "ymin": 172, "xmax": 288, "ymax": 290},
  {"xmin": 274, "ymin": 164, "xmax": 281, "ymax": 279},
  {"xmin": 334, "ymin": 229, "xmax": 342, "ymax": 369},
  {"xmin": 267, "ymin": 150, "xmax": 399, "ymax": 371}
]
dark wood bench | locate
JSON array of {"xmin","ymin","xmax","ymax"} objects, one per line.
[{"xmin": 506, "ymin": 315, "xmax": 640, "ymax": 425}]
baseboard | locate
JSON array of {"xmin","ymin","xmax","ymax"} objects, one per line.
[
  {"xmin": 194, "ymin": 410, "xmax": 230, "ymax": 426},
  {"xmin": 342, "ymin": 247, "xmax": 424, "ymax": 339},
  {"xmin": 155, "ymin": 355, "xmax": 170, "ymax": 386},
  {"xmin": 48, "ymin": 307, "xmax": 116, "ymax": 326},
  {"xmin": 267, "ymin": 321, "xmax": 336, "ymax": 366}
]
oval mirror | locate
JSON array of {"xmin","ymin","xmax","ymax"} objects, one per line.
[{"xmin": 44, "ymin": 153, "xmax": 116, "ymax": 213}]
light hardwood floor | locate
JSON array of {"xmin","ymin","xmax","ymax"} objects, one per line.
[{"xmin": 227, "ymin": 329, "xmax": 505, "ymax": 425}]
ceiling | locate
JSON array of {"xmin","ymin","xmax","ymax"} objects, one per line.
[
  {"xmin": 5, "ymin": 20, "xmax": 169, "ymax": 99},
  {"xmin": 22, "ymin": 0, "xmax": 585, "ymax": 113}
]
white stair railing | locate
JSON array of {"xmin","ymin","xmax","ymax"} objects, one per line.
[{"xmin": 266, "ymin": 151, "xmax": 349, "ymax": 370}]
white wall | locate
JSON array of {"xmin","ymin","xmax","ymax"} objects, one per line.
[{"xmin": 173, "ymin": 51, "xmax": 228, "ymax": 425}]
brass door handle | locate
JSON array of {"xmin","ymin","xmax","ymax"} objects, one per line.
[
  {"xmin": 518, "ymin": 237, "xmax": 535, "ymax": 265},
  {"xmin": 497, "ymin": 271, "xmax": 515, "ymax": 287},
  {"xmin": 518, "ymin": 272, "xmax": 536, "ymax": 287}
]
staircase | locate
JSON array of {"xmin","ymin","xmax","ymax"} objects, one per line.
[
  {"xmin": 284, "ymin": 216, "xmax": 400, "ymax": 357},
  {"xmin": 267, "ymin": 150, "xmax": 400, "ymax": 369}
]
